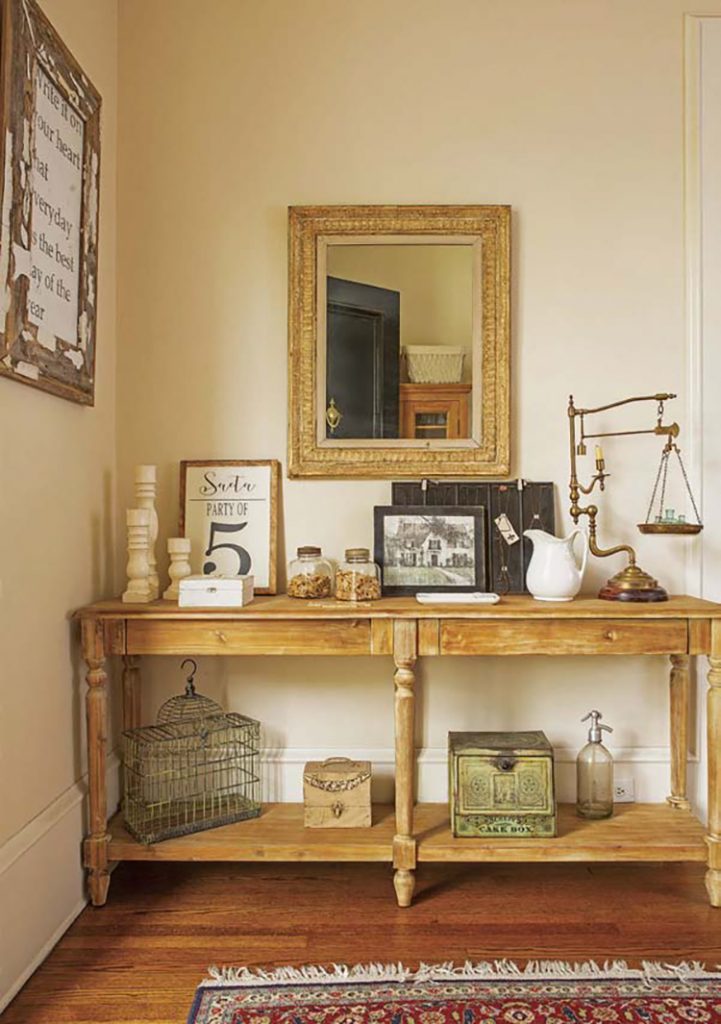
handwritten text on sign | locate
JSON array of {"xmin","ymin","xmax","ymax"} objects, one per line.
[
  {"xmin": 183, "ymin": 465, "xmax": 273, "ymax": 589},
  {"xmin": 28, "ymin": 68, "xmax": 84, "ymax": 345}
]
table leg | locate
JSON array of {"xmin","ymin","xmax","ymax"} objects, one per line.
[
  {"xmin": 667, "ymin": 654, "xmax": 691, "ymax": 811},
  {"xmin": 393, "ymin": 619, "xmax": 417, "ymax": 908},
  {"xmin": 81, "ymin": 618, "xmax": 111, "ymax": 907},
  {"xmin": 706, "ymin": 620, "xmax": 721, "ymax": 907},
  {"xmin": 122, "ymin": 655, "xmax": 141, "ymax": 731}
]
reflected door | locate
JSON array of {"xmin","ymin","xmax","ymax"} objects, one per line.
[{"xmin": 326, "ymin": 277, "xmax": 400, "ymax": 439}]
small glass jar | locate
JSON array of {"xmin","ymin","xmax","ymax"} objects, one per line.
[
  {"xmin": 335, "ymin": 548, "xmax": 381, "ymax": 601},
  {"xmin": 287, "ymin": 546, "xmax": 333, "ymax": 599}
]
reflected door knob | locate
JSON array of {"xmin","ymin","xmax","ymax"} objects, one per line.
[{"xmin": 325, "ymin": 398, "xmax": 342, "ymax": 434}]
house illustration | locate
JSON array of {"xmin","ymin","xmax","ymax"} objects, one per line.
[{"xmin": 387, "ymin": 517, "xmax": 474, "ymax": 569}]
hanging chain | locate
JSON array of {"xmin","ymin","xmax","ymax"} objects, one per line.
[
  {"xmin": 658, "ymin": 447, "xmax": 671, "ymax": 518},
  {"xmin": 675, "ymin": 447, "xmax": 703, "ymax": 525},
  {"xmin": 645, "ymin": 449, "xmax": 668, "ymax": 524}
]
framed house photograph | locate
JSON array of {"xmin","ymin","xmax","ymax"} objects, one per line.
[
  {"xmin": 374, "ymin": 505, "xmax": 487, "ymax": 596},
  {"xmin": 179, "ymin": 460, "xmax": 280, "ymax": 594}
]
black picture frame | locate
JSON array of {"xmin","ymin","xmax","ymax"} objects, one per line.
[{"xmin": 374, "ymin": 505, "xmax": 487, "ymax": 596}]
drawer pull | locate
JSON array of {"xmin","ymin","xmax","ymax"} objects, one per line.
[
  {"xmin": 494, "ymin": 756, "xmax": 516, "ymax": 772},
  {"xmin": 331, "ymin": 800, "xmax": 345, "ymax": 818},
  {"xmin": 605, "ymin": 630, "xmax": 618, "ymax": 641},
  {"xmin": 215, "ymin": 631, "xmax": 228, "ymax": 643}
]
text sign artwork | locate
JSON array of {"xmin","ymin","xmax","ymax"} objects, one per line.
[
  {"xmin": 183, "ymin": 464, "xmax": 275, "ymax": 591},
  {"xmin": 28, "ymin": 67, "xmax": 83, "ymax": 344}
]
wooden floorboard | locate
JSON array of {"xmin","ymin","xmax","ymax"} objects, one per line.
[{"xmin": 4, "ymin": 860, "xmax": 721, "ymax": 1023}]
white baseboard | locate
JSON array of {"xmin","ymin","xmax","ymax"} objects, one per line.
[
  {"xmin": 0, "ymin": 896, "xmax": 87, "ymax": 1013},
  {"xmin": 0, "ymin": 751, "xmax": 121, "ymax": 1013},
  {"xmin": 0, "ymin": 751, "xmax": 121, "ymax": 878},
  {"xmin": 261, "ymin": 745, "xmax": 692, "ymax": 805}
]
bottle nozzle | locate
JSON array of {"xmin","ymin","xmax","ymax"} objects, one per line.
[{"xmin": 581, "ymin": 709, "xmax": 613, "ymax": 743}]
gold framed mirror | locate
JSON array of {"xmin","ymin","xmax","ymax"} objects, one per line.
[{"xmin": 288, "ymin": 205, "xmax": 510, "ymax": 478}]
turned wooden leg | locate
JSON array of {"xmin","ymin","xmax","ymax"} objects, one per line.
[
  {"xmin": 122, "ymin": 655, "xmax": 141, "ymax": 731},
  {"xmin": 82, "ymin": 618, "xmax": 111, "ymax": 907},
  {"xmin": 668, "ymin": 654, "xmax": 691, "ymax": 811},
  {"xmin": 706, "ymin": 621, "xmax": 721, "ymax": 907},
  {"xmin": 393, "ymin": 619, "xmax": 417, "ymax": 908}
]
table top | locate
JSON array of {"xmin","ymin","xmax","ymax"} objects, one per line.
[{"xmin": 74, "ymin": 593, "xmax": 721, "ymax": 621}]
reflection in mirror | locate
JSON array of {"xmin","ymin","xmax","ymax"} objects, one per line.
[{"xmin": 324, "ymin": 244, "xmax": 474, "ymax": 441}]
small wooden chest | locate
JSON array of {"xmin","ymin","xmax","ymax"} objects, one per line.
[
  {"xmin": 303, "ymin": 757, "xmax": 372, "ymax": 828},
  {"xmin": 449, "ymin": 731, "xmax": 556, "ymax": 838}
]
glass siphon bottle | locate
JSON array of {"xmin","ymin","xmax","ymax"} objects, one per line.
[{"xmin": 576, "ymin": 709, "xmax": 614, "ymax": 819}]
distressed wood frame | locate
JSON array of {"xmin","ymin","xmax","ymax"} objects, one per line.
[
  {"xmin": 288, "ymin": 205, "xmax": 511, "ymax": 478},
  {"xmin": 0, "ymin": 0, "xmax": 101, "ymax": 404},
  {"xmin": 179, "ymin": 459, "xmax": 280, "ymax": 595}
]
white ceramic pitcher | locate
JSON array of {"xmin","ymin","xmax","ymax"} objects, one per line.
[{"xmin": 523, "ymin": 528, "xmax": 588, "ymax": 602}]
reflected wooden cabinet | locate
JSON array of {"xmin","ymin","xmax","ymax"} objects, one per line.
[{"xmin": 400, "ymin": 383, "xmax": 471, "ymax": 439}]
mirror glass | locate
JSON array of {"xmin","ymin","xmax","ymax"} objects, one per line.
[{"xmin": 322, "ymin": 242, "xmax": 477, "ymax": 443}]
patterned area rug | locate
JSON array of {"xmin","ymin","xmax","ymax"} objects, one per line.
[{"xmin": 188, "ymin": 961, "xmax": 721, "ymax": 1024}]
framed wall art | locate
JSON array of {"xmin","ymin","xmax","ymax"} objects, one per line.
[
  {"xmin": 179, "ymin": 460, "xmax": 280, "ymax": 594},
  {"xmin": 373, "ymin": 505, "xmax": 487, "ymax": 596},
  {"xmin": 0, "ymin": 0, "xmax": 101, "ymax": 404},
  {"xmin": 390, "ymin": 479, "xmax": 556, "ymax": 594}
]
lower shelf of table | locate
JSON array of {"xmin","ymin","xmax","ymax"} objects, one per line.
[{"xmin": 106, "ymin": 802, "xmax": 707, "ymax": 864}]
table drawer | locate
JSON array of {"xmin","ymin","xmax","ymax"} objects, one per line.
[
  {"xmin": 440, "ymin": 619, "xmax": 687, "ymax": 656},
  {"xmin": 127, "ymin": 618, "xmax": 372, "ymax": 656}
]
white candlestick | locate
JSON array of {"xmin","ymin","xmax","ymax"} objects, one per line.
[
  {"xmin": 163, "ymin": 537, "xmax": 192, "ymax": 601},
  {"xmin": 134, "ymin": 465, "xmax": 159, "ymax": 599},
  {"xmin": 122, "ymin": 508, "xmax": 152, "ymax": 603}
]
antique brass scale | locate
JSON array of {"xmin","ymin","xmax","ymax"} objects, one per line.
[{"xmin": 568, "ymin": 392, "xmax": 702, "ymax": 602}]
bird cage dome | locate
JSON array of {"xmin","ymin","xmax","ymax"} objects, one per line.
[{"xmin": 156, "ymin": 658, "xmax": 223, "ymax": 723}]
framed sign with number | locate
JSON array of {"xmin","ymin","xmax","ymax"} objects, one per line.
[{"xmin": 179, "ymin": 460, "xmax": 280, "ymax": 594}]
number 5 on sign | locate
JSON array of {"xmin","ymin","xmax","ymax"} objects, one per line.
[
  {"xmin": 179, "ymin": 460, "xmax": 280, "ymax": 594},
  {"xmin": 204, "ymin": 522, "xmax": 251, "ymax": 576}
]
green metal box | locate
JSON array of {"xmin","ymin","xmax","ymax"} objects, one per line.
[{"xmin": 449, "ymin": 730, "xmax": 557, "ymax": 838}]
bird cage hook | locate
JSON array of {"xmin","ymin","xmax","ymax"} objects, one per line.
[{"xmin": 180, "ymin": 658, "xmax": 198, "ymax": 696}]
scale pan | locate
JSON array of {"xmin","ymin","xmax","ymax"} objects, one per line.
[{"xmin": 637, "ymin": 522, "xmax": 703, "ymax": 535}]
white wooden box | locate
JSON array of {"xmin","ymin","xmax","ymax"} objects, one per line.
[{"xmin": 178, "ymin": 574, "xmax": 254, "ymax": 608}]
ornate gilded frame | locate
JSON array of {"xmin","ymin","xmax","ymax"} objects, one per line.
[{"xmin": 288, "ymin": 205, "xmax": 510, "ymax": 478}]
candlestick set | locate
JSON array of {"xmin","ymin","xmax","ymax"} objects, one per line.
[{"xmin": 122, "ymin": 465, "xmax": 193, "ymax": 604}]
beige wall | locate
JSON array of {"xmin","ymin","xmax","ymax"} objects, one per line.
[
  {"xmin": 115, "ymin": 0, "xmax": 717, "ymax": 805},
  {"xmin": 0, "ymin": 0, "xmax": 117, "ymax": 1007},
  {"xmin": 110, "ymin": 0, "xmax": 713, "ymax": 815},
  {"xmin": 327, "ymin": 244, "xmax": 474, "ymax": 381}
]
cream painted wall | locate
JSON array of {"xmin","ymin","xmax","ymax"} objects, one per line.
[
  {"xmin": 116, "ymin": 0, "xmax": 718, "ymax": 806},
  {"xmin": 0, "ymin": 0, "xmax": 117, "ymax": 1007},
  {"xmin": 327, "ymin": 244, "xmax": 474, "ymax": 381}
]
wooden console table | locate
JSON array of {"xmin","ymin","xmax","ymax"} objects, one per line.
[{"xmin": 75, "ymin": 595, "xmax": 721, "ymax": 909}]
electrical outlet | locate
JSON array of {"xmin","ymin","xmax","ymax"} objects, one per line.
[{"xmin": 614, "ymin": 778, "xmax": 635, "ymax": 803}]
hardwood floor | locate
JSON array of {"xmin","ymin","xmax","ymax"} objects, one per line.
[{"xmin": 4, "ymin": 861, "xmax": 721, "ymax": 1023}]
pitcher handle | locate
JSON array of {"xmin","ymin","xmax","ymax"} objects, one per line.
[{"xmin": 572, "ymin": 528, "xmax": 589, "ymax": 578}]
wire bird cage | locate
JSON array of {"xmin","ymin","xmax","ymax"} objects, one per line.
[{"xmin": 122, "ymin": 660, "xmax": 261, "ymax": 844}]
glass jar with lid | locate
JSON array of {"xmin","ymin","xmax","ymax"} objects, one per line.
[
  {"xmin": 335, "ymin": 548, "xmax": 381, "ymax": 601},
  {"xmin": 287, "ymin": 546, "xmax": 333, "ymax": 599}
]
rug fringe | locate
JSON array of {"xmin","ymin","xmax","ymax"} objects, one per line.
[{"xmin": 201, "ymin": 959, "xmax": 721, "ymax": 989}]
